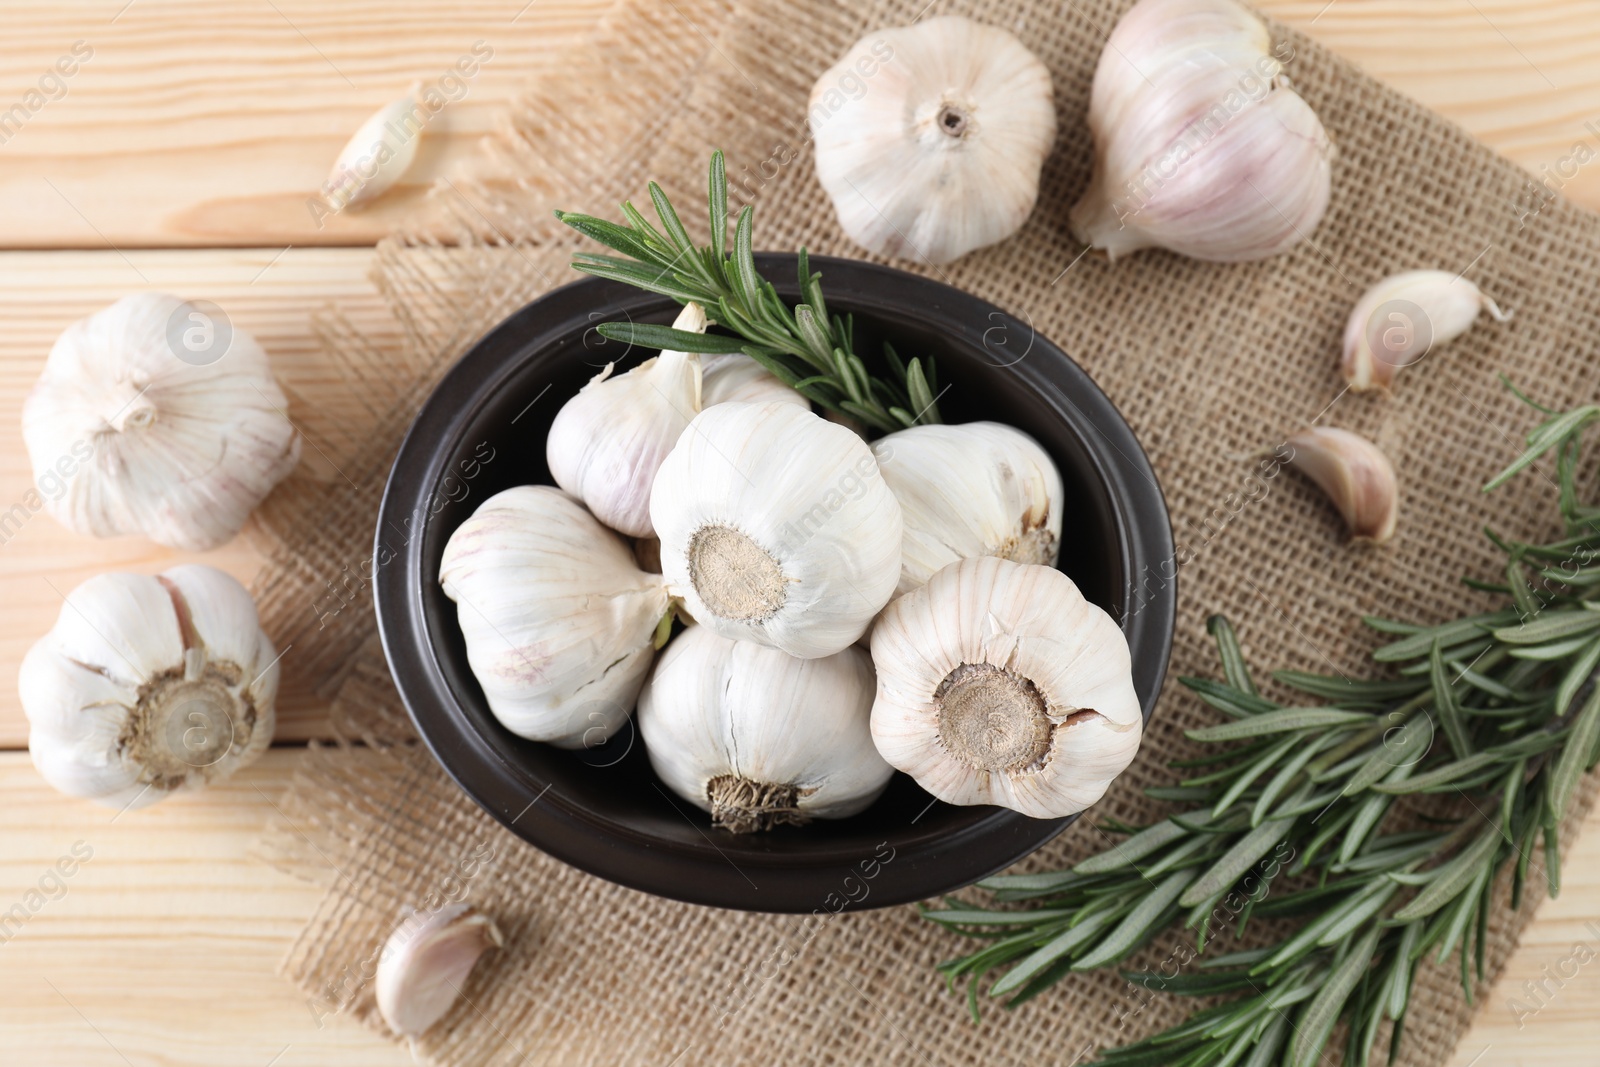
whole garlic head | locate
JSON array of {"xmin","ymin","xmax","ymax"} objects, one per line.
[
  {"xmin": 871, "ymin": 556, "xmax": 1143, "ymax": 819},
  {"xmin": 650, "ymin": 401, "xmax": 903, "ymax": 659},
  {"xmin": 810, "ymin": 16, "xmax": 1056, "ymax": 265},
  {"xmin": 21, "ymin": 564, "xmax": 279, "ymax": 810},
  {"xmin": 22, "ymin": 293, "xmax": 301, "ymax": 551},
  {"xmin": 873, "ymin": 422, "xmax": 1063, "ymax": 597},
  {"xmin": 1069, "ymin": 0, "xmax": 1333, "ymax": 262},
  {"xmin": 639, "ymin": 625, "xmax": 894, "ymax": 832},
  {"xmin": 440, "ymin": 486, "xmax": 669, "ymax": 747},
  {"xmin": 546, "ymin": 302, "xmax": 707, "ymax": 538},
  {"xmin": 1342, "ymin": 270, "xmax": 1511, "ymax": 392},
  {"xmin": 375, "ymin": 903, "xmax": 503, "ymax": 1040}
]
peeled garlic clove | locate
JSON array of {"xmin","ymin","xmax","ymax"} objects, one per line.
[
  {"xmin": 324, "ymin": 86, "xmax": 424, "ymax": 211},
  {"xmin": 810, "ymin": 16, "xmax": 1056, "ymax": 265},
  {"xmin": 873, "ymin": 422, "xmax": 1063, "ymax": 597},
  {"xmin": 1069, "ymin": 0, "xmax": 1333, "ymax": 262},
  {"xmin": 546, "ymin": 302, "xmax": 707, "ymax": 538},
  {"xmin": 1341, "ymin": 270, "xmax": 1511, "ymax": 391},
  {"xmin": 639, "ymin": 625, "xmax": 892, "ymax": 832},
  {"xmin": 20, "ymin": 564, "xmax": 278, "ymax": 808},
  {"xmin": 698, "ymin": 353, "xmax": 809, "ymax": 410},
  {"xmin": 870, "ymin": 557, "xmax": 1142, "ymax": 819},
  {"xmin": 375, "ymin": 903, "xmax": 503, "ymax": 1039},
  {"xmin": 650, "ymin": 401, "xmax": 902, "ymax": 659},
  {"xmin": 440, "ymin": 486, "xmax": 669, "ymax": 746},
  {"xmin": 22, "ymin": 293, "xmax": 300, "ymax": 551},
  {"xmin": 1285, "ymin": 427, "xmax": 1398, "ymax": 543}
]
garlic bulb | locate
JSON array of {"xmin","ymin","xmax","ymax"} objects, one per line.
[
  {"xmin": 375, "ymin": 903, "xmax": 503, "ymax": 1039},
  {"xmin": 1069, "ymin": 0, "xmax": 1333, "ymax": 262},
  {"xmin": 699, "ymin": 353, "xmax": 810, "ymax": 410},
  {"xmin": 1342, "ymin": 270, "xmax": 1511, "ymax": 391},
  {"xmin": 20, "ymin": 564, "xmax": 278, "ymax": 810},
  {"xmin": 1285, "ymin": 427, "xmax": 1397, "ymax": 543},
  {"xmin": 639, "ymin": 625, "xmax": 893, "ymax": 832},
  {"xmin": 22, "ymin": 293, "xmax": 300, "ymax": 551},
  {"xmin": 546, "ymin": 302, "xmax": 707, "ymax": 537},
  {"xmin": 650, "ymin": 401, "xmax": 903, "ymax": 659},
  {"xmin": 809, "ymin": 16, "xmax": 1056, "ymax": 265},
  {"xmin": 323, "ymin": 85, "xmax": 424, "ymax": 211},
  {"xmin": 871, "ymin": 556, "xmax": 1142, "ymax": 819},
  {"xmin": 873, "ymin": 422, "xmax": 1063, "ymax": 596},
  {"xmin": 440, "ymin": 486, "xmax": 670, "ymax": 746}
]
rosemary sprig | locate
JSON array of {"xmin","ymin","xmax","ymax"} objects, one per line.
[
  {"xmin": 554, "ymin": 150, "xmax": 942, "ymax": 433},
  {"xmin": 924, "ymin": 390, "xmax": 1600, "ymax": 1067}
]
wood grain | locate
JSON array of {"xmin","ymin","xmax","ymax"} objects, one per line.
[
  {"xmin": 0, "ymin": 750, "xmax": 410, "ymax": 1066},
  {"xmin": 0, "ymin": 248, "xmax": 398, "ymax": 747},
  {"xmin": 0, "ymin": 0, "xmax": 612, "ymax": 248}
]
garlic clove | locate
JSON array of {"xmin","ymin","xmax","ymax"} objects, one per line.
[
  {"xmin": 375, "ymin": 903, "xmax": 503, "ymax": 1039},
  {"xmin": 1285, "ymin": 427, "xmax": 1398, "ymax": 543},
  {"xmin": 545, "ymin": 302, "xmax": 707, "ymax": 538},
  {"xmin": 699, "ymin": 352, "xmax": 810, "ymax": 410},
  {"xmin": 810, "ymin": 16, "xmax": 1056, "ymax": 265},
  {"xmin": 870, "ymin": 556, "xmax": 1143, "ymax": 819},
  {"xmin": 440, "ymin": 485, "xmax": 670, "ymax": 746},
  {"xmin": 324, "ymin": 86, "xmax": 425, "ymax": 212},
  {"xmin": 1069, "ymin": 0, "xmax": 1333, "ymax": 262},
  {"xmin": 872, "ymin": 421, "xmax": 1063, "ymax": 597},
  {"xmin": 638, "ymin": 625, "xmax": 893, "ymax": 832},
  {"xmin": 1341, "ymin": 270, "xmax": 1511, "ymax": 391},
  {"xmin": 20, "ymin": 565, "xmax": 279, "ymax": 807},
  {"xmin": 650, "ymin": 401, "xmax": 903, "ymax": 659},
  {"xmin": 23, "ymin": 293, "xmax": 301, "ymax": 551}
]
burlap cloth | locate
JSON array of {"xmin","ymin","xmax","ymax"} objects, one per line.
[{"xmin": 250, "ymin": 1, "xmax": 1600, "ymax": 1063}]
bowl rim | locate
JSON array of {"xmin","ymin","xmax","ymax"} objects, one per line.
[{"xmin": 373, "ymin": 253, "xmax": 1176, "ymax": 913}]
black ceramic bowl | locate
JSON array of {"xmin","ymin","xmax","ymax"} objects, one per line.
[{"xmin": 375, "ymin": 254, "xmax": 1175, "ymax": 913}]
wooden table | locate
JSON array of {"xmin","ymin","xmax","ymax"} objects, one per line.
[{"xmin": 1, "ymin": 2, "xmax": 1597, "ymax": 1063}]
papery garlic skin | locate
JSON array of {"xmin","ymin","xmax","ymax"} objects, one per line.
[
  {"xmin": 440, "ymin": 486, "xmax": 669, "ymax": 747},
  {"xmin": 21, "ymin": 564, "xmax": 278, "ymax": 809},
  {"xmin": 639, "ymin": 625, "xmax": 893, "ymax": 832},
  {"xmin": 375, "ymin": 903, "xmax": 503, "ymax": 1039},
  {"xmin": 546, "ymin": 303, "xmax": 707, "ymax": 538},
  {"xmin": 810, "ymin": 16, "xmax": 1056, "ymax": 265},
  {"xmin": 324, "ymin": 86, "xmax": 425, "ymax": 211},
  {"xmin": 873, "ymin": 422, "xmax": 1063, "ymax": 596},
  {"xmin": 22, "ymin": 293, "xmax": 300, "ymax": 551},
  {"xmin": 1285, "ymin": 427, "xmax": 1397, "ymax": 543},
  {"xmin": 871, "ymin": 556, "xmax": 1142, "ymax": 819},
  {"xmin": 1069, "ymin": 0, "xmax": 1333, "ymax": 262},
  {"xmin": 650, "ymin": 401, "xmax": 903, "ymax": 659},
  {"xmin": 699, "ymin": 353, "xmax": 810, "ymax": 410},
  {"xmin": 1342, "ymin": 271, "xmax": 1511, "ymax": 391}
]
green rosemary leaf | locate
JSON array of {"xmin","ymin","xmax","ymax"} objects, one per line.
[
  {"xmin": 1551, "ymin": 684, "xmax": 1600, "ymax": 823},
  {"xmin": 1188, "ymin": 708, "xmax": 1371, "ymax": 742},
  {"xmin": 1292, "ymin": 927, "xmax": 1380, "ymax": 1067},
  {"xmin": 989, "ymin": 909, "xmax": 1119, "ymax": 995},
  {"xmin": 923, "ymin": 908, "xmax": 1075, "ymax": 927},
  {"xmin": 1243, "ymin": 1014, "xmax": 1291, "ymax": 1067},
  {"xmin": 1208, "ymin": 616, "xmax": 1257, "ymax": 695},
  {"xmin": 1428, "ymin": 642, "xmax": 1472, "ymax": 760},
  {"xmin": 1505, "ymin": 556, "xmax": 1542, "ymax": 620},
  {"xmin": 1210, "ymin": 736, "xmax": 1298, "ymax": 818},
  {"xmin": 1251, "ymin": 737, "xmax": 1330, "ymax": 825},
  {"xmin": 1180, "ymin": 798, "xmax": 1302, "ymax": 908},
  {"xmin": 1075, "ymin": 816, "xmax": 1201, "ymax": 875},
  {"xmin": 792, "ymin": 305, "xmax": 834, "ymax": 368},
  {"xmin": 1494, "ymin": 610, "xmax": 1600, "ymax": 645},
  {"xmin": 1273, "ymin": 671, "xmax": 1426, "ymax": 702},
  {"xmin": 1372, "ymin": 613, "xmax": 1519, "ymax": 662},
  {"xmin": 1073, "ymin": 869, "xmax": 1197, "ymax": 971},
  {"xmin": 1556, "ymin": 635, "xmax": 1600, "ymax": 715},
  {"xmin": 1180, "ymin": 678, "xmax": 1279, "ymax": 719},
  {"xmin": 1338, "ymin": 787, "xmax": 1399, "ymax": 866},
  {"xmin": 708, "ymin": 149, "xmax": 728, "ymax": 260},
  {"xmin": 1370, "ymin": 751, "xmax": 1500, "ymax": 794},
  {"xmin": 619, "ymin": 200, "xmax": 673, "ymax": 256},
  {"xmin": 1507, "ymin": 632, "xmax": 1600, "ymax": 659},
  {"xmin": 906, "ymin": 357, "xmax": 940, "ymax": 423},
  {"xmin": 1364, "ymin": 616, "xmax": 1424, "ymax": 635},
  {"xmin": 567, "ymin": 256, "xmax": 708, "ymax": 303},
  {"xmin": 556, "ymin": 211, "xmax": 673, "ymax": 268},
  {"xmin": 592, "ymin": 322, "xmax": 750, "ymax": 354},
  {"xmin": 1123, "ymin": 971, "xmax": 1259, "ymax": 996},
  {"xmin": 1391, "ymin": 827, "xmax": 1502, "ymax": 922},
  {"xmin": 838, "ymin": 400, "xmax": 898, "ymax": 434}
]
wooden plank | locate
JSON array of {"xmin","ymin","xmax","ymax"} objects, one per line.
[
  {"xmin": 0, "ymin": 248, "xmax": 398, "ymax": 747},
  {"xmin": 0, "ymin": 750, "xmax": 410, "ymax": 1066},
  {"xmin": 0, "ymin": 0, "xmax": 612, "ymax": 248}
]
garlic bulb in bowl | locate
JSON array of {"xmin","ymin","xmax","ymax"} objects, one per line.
[
  {"xmin": 546, "ymin": 302, "xmax": 708, "ymax": 537},
  {"xmin": 871, "ymin": 556, "xmax": 1142, "ymax": 819},
  {"xmin": 1068, "ymin": 0, "xmax": 1333, "ymax": 262},
  {"xmin": 650, "ymin": 401, "xmax": 903, "ymax": 659},
  {"xmin": 440, "ymin": 485, "xmax": 669, "ymax": 747},
  {"xmin": 22, "ymin": 293, "xmax": 301, "ymax": 551},
  {"xmin": 873, "ymin": 421, "xmax": 1062, "ymax": 596},
  {"xmin": 809, "ymin": 16, "xmax": 1056, "ymax": 265},
  {"xmin": 20, "ymin": 564, "xmax": 279, "ymax": 810},
  {"xmin": 639, "ymin": 625, "xmax": 892, "ymax": 832}
]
